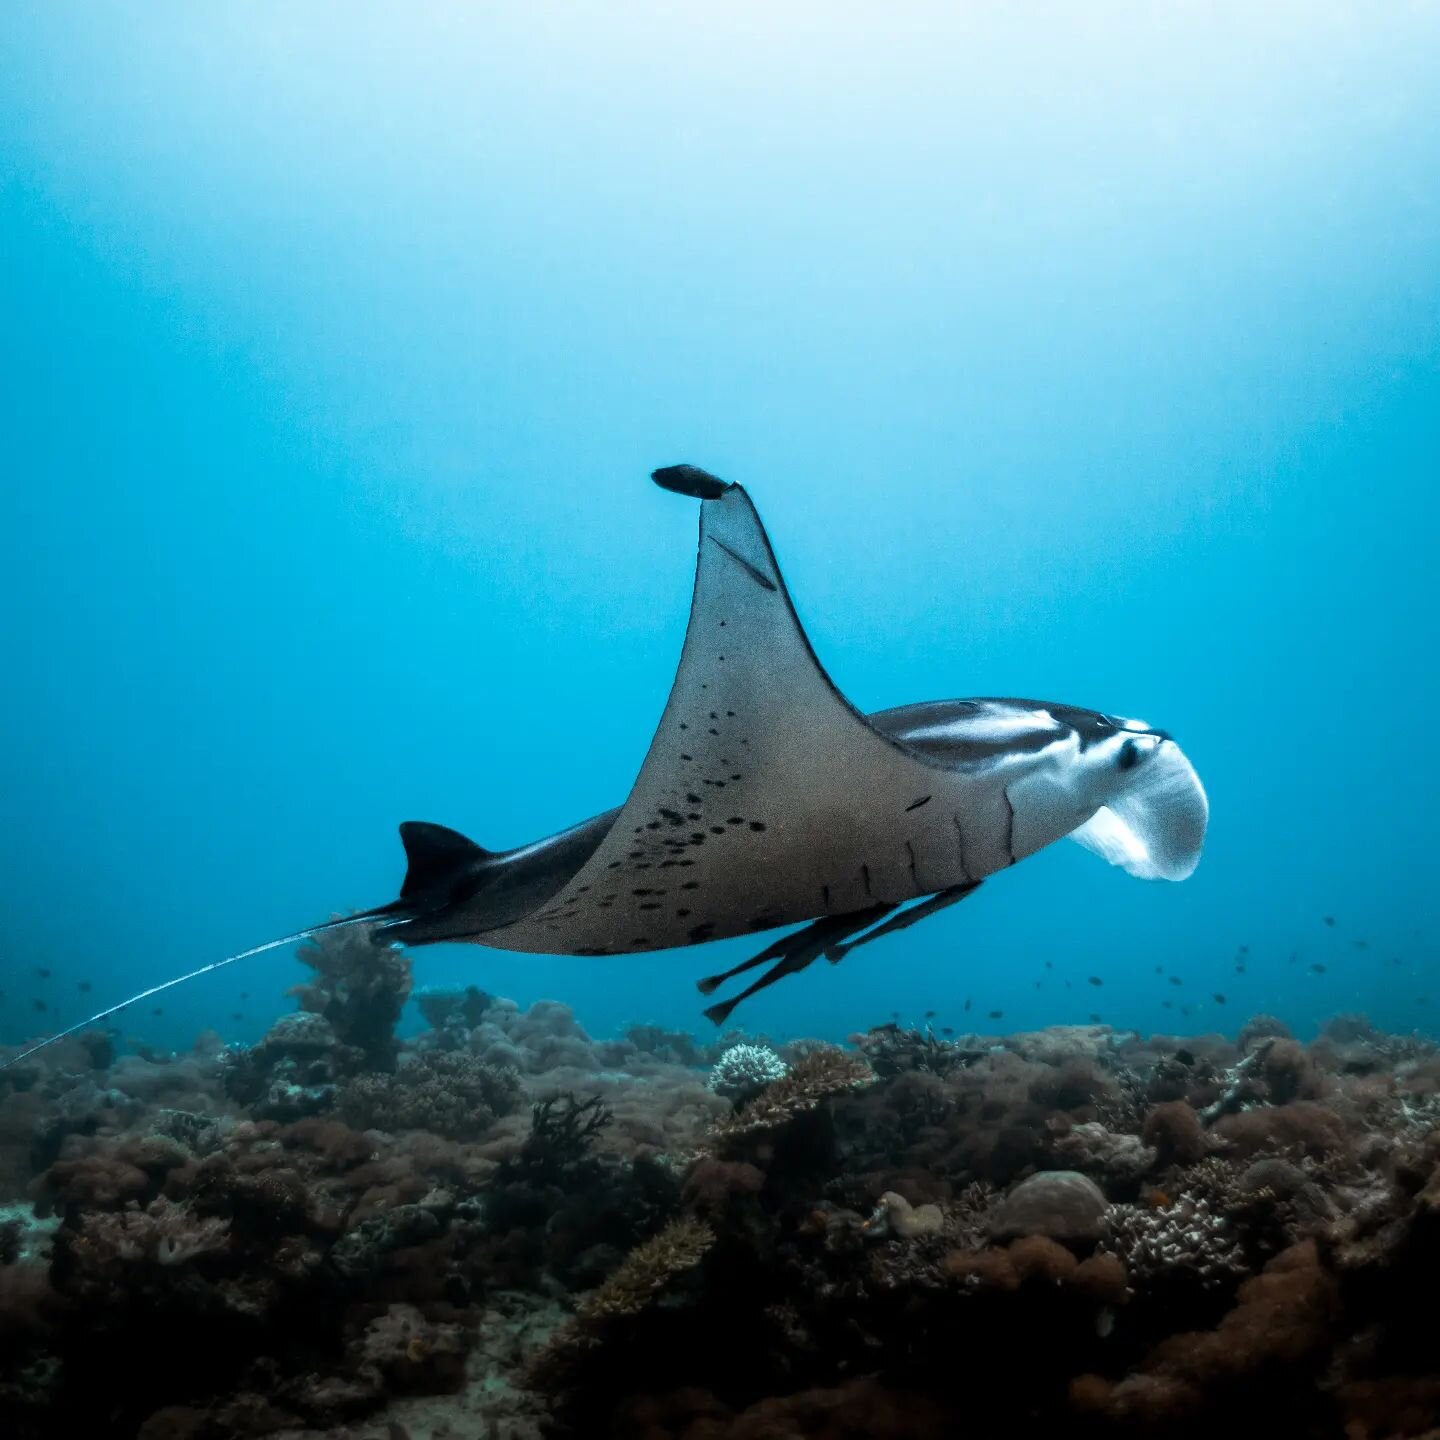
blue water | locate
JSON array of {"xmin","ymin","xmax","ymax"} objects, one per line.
[{"xmin": 3, "ymin": 5, "xmax": 1438, "ymax": 1056}]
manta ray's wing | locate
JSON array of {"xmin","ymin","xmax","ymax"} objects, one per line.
[{"xmin": 484, "ymin": 466, "xmax": 987, "ymax": 957}]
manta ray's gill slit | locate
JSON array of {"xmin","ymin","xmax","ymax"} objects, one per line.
[
  {"xmin": 1002, "ymin": 787, "xmax": 1017, "ymax": 865},
  {"xmin": 952, "ymin": 816, "xmax": 973, "ymax": 882},
  {"xmin": 862, "ymin": 864, "xmax": 873, "ymax": 896},
  {"xmin": 906, "ymin": 795, "xmax": 932, "ymax": 812}
]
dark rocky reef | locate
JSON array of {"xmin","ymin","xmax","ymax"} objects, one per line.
[{"xmin": 4, "ymin": 958, "xmax": 1440, "ymax": 1438}]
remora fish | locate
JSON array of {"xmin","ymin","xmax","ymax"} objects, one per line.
[{"xmin": 5, "ymin": 465, "xmax": 1207, "ymax": 1064}]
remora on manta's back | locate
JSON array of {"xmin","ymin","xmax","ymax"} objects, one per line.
[{"xmin": 6, "ymin": 465, "xmax": 1207, "ymax": 1065}]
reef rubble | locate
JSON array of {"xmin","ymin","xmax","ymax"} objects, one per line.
[{"xmin": 4, "ymin": 933, "xmax": 1440, "ymax": 1438}]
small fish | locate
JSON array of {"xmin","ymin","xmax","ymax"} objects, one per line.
[
  {"xmin": 1088, "ymin": 976, "xmax": 1103, "ymax": 987},
  {"xmin": 1175, "ymin": 1048, "xmax": 1195, "ymax": 1065},
  {"xmin": 1235, "ymin": 963, "xmax": 1246, "ymax": 974},
  {"xmin": 923, "ymin": 1009, "xmax": 937, "ymax": 1019},
  {"xmin": 1213, "ymin": 993, "xmax": 1226, "ymax": 1004},
  {"xmin": 1168, "ymin": 975, "xmax": 1182, "ymax": 986},
  {"xmin": 1323, "ymin": 916, "xmax": 1335, "ymax": 927},
  {"xmin": 988, "ymin": 1009, "xmax": 1003, "ymax": 1020},
  {"xmin": 33, "ymin": 999, "xmax": 47, "ymax": 1012},
  {"xmin": 1044, "ymin": 961, "xmax": 1054, "ymax": 970},
  {"xmin": 1180, "ymin": 1004, "xmax": 1192, "ymax": 1016},
  {"xmin": 77, "ymin": 981, "xmax": 92, "ymax": 993},
  {"xmin": 1161, "ymin": 1000, "xmax": 1173, "ymax": 1009},
  {"xmin": 240, "ymin": 992, "xmax": 250, "ymax": 1000},
  {"xmin": 1237, "ymin": 944, "xmax": 1249, "ymax": 953},
  {"xmin": 1154, "ymin": 965, "xmax": 1163, "ymax": 974},
  {"xmin": 1088, "ymin": 1012, "xmax": 1102, "ymax": 1023},
  {"xmin": 964, "ymin": 997, "xmax": 971, "ymax": 1012},
  {"xmin": 1352, "ymin": 940, "xmax": 1368, "ymax": 950},
  {"xmin": 230, "ymin": 1012, "xmax": 243, "ymax": 1021},
  {"xmin": 36, "ymin": 968, "xmax": 51, "ymax": 979},
  {"xmin": 1309, "ymin": 962, "xmax": 1327, "ymax": 975},
  {"xmin": 941, "ymin": 1025, "xmax": 954, "ymax": 1035},
  {"xmin": 151, "ymin": 1007, "xmax": 164, "ymax": 1016}
]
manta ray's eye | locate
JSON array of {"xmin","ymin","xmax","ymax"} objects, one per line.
[{"xmin": 1117, "ymin": 738, "xmax": 1142, "ymax": 771}]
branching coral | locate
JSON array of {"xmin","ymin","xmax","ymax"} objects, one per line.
[
  {"xmin": 704, "ymin": 1046, "xmax": 875, "ymax": 1151},
  {"xmin": 1052, "ymin": 1121, "xmax": 1157, "ymax": 1187},
  {"xmin": 337, "ymin": 1051, "xmax": 521, "ymax": 1141},
  {"xmin": 573, "ymin": 1216, "xmax": 715, "ymax": 1325},
  {"xmin": 853, "ymin": 1023, "xmax": 978, "ymax": 1078},
  {"xmin": 501, "ymin": 1093, "xmax": 614, "ymax": 1188},
  {"xmin": 289, "ymin": 924, "xmax": 413, "ymax": 1073},
  {"xmin": 706, "ymin": 1041, "xmax": 788, "ymax": 1101},
  {"xmin": 413, "ymin": 984, "xmax": 492, "ymax": 1035},
  {"xmin": 1100, "ymin": 1196, "xmax": 1245, "ymax": 1288},
  {"xmin": 71, "ymin": 1196, "xmax": 230, "ymax": 1269}
]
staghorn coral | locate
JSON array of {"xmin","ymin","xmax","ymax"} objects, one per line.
[{"xmin": 337, "ymin": 1050, "xmax": 521, "ymax": 1140}]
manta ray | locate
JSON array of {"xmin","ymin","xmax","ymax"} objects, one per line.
[{"xmin": 5, "ymin": 465, "xmax": 1207, "ymax": 1067}]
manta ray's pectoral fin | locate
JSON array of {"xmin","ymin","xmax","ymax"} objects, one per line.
[
  {"xmin": 822, "ymin": 882, "xmax": 983, "ymax": 964},
  {"xmin": 698, "ymin": 905, "xmax": 893, "ymax": 1026}
]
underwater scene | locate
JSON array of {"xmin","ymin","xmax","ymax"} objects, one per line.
[{"xmin": 3, "ymin": 5, "xmax": 1440, "ymax": 1438}]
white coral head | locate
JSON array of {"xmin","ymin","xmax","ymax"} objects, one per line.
[{"xmin": 707, "ymin": 1042, "xmax": 788, "ymax": 1098}]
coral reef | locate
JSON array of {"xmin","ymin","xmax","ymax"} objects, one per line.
[
  {"xmin": 337, "ymin": 1050, "xmax": 522, "ymax": 1139},
  {"xmin": 705, "ymin": 1042, "xmax": 788, "ymax": 1103},
  {"xmin": 6, "ymin": 971, "xmax": 1440, "ymax": 1439}
]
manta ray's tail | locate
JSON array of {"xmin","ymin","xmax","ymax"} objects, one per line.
[
  {"xmin": 0, "ymin": 910, "xmax": 396, "ymax": 1072},
  {"xmin": 0, "ymin": 821, "xmax": 494, "ymax": 1072}
]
